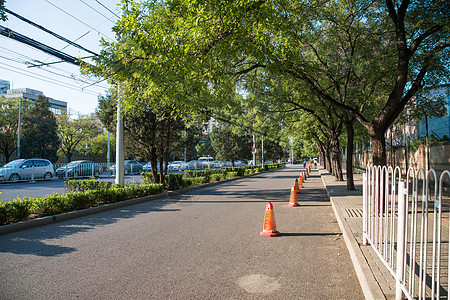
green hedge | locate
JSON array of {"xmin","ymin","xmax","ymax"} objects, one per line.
[
  {"xmin": 141, "ymin": 172, "xmax": 184, "ymax": 190},
  {"xmin": 0, "ymin": 163, "xmax": 285, "ymax": 225},
  {"xmin": 0, "ymin": 182, "xmax": 163, "ymax": 225}
]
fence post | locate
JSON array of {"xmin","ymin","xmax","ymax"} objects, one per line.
[
  {"xmin": 396, "ymin": 181, "xmax": 406, "ymax": 300},
  {"xmin": 363, "ymin": 172, "xmax": 368, "ymax": 246},
  {"xmin": 30, "ymin": 165, "xmax": 36, "ymax": 183}
]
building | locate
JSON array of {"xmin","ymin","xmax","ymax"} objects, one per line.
[
  {"xmin": 417, "ymin": 84, "xmax": 450, "ymax": 141},
  {"xmin": 3, "ymin": 88, "xmax": 67, "ymax": 115},
  {"xmin": 0, "ymin": 79, "xmax": 10, "ymax": 94},
  {"xmin": 202, "ymin": 118, "xmax": 219, "ymax": 134}
]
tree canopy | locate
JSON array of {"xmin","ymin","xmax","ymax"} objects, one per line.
[{"xmin": 88, "ymin": 0, "xmax": 449, "ymax": 167}]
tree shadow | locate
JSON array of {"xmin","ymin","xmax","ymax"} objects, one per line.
[{"xmin": 0, "ymin": 198, "xmax": 180, "ymax": 257}]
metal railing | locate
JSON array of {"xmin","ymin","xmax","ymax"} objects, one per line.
[{"xmin": 363, "ymin": 165, "xmax": 450, "ymax": 300}]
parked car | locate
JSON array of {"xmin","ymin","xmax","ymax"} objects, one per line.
[
  {"xmin": 0, "ymin": 158, "xmax": 55, "ymax": 182},
  {"xmin": 235, "ymin": 160, "xmax": 246, "ymax": 167},
  {"xmin": 56, "ymin": 160, "xmax": 103, "ymax": 179},
  {"xmin": 198, "ymin": 157, "xmax": 214, "ymax": 169},
  {"xmin": 188, "ymin": 160, "xmax": 202, "ymax": 170},
  {"xmin": 143, "ymin": 162, "xmax": 152, "ymax": 173},
  {"xmin": 109, "ymin": 160, "xmax": 144, "ymax": 175},
  {"xmin": 211, "ymin": 160, "xmax": 220, "ymax": 168},
  {"xmin": 168, "ymin": 161, "xmax": 188, "ymax": 172}
]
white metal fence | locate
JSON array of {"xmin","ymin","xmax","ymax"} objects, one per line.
[{"xmin": 363, "ymin": 165, "xmax": 450, "ymax": 300}]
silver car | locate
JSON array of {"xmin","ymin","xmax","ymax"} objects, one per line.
[
  {"xmin": 188, "ymin": 160, "xmax": 201, "ymax": 170},
  {"xmin": 168, "ymin": 161, "xmax": 188, "ymax": 172},
  {"xmin": 0, "ymin": 158, "xmax": 55, "ymax": 182}
]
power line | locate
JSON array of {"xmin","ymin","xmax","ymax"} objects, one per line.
[
  {"xmin": 0, "ymin": 62, "xmax": 101, "ymax": 96},
  {"xmin": 94, "ymin": 0, "xmax": 120, "ymax": 19},
  {"xmin": 0, "ymin": 25, "xmax": 91, "ymax": 67},
  {"xmin": 0, "ymin": 54, "xmax": 25, "ymax": 64},
  {"xmin": 79, "ymin": 0, "xmax": 116, "ymax": 24},
  {"xmin": 0, "ymin": 51, "xmax": 108, "ymax": 91},
  {"xmin": 44, "ymin": 0, "xmax": 114, "ymax": 41},
  {"xmin": 0, "ymin": 45, "xmax": 37, "ymax": 62},
  {"xmin": 5, "ymin": 8, "xmax": 98, "ymax": 56}
]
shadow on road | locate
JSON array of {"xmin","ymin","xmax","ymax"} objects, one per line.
[{"xmin": 0, "ymin": 199, "xmax": 179, "ymax": 257}]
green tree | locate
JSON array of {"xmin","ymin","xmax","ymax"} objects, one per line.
[
  {"xmin": 195, "ymin": 134, "xmax": 214, "ymax": 158},
  {"xmin": 0, "ymin": 0, "xmax": 6, "ymax": 21},
  {"xmin": 96, "ymin": 90, "xmax": 188, "ymax": 183},
  {"xmin": 0, "ymin": 97, "xmax": 29, "ymax": 162},
  {"xmin": 56, "ymin": 112, "xmax": 99, "ymax": 162},
  {"xmin": 21, "ymin": 95, "xmax": 59, "ymax": 162},
  {"xmin": 78, "ymin": 128, "xmax": 106, "ymax": 162},
  {"xmin": 210, "ymin": 124, "xmax": 252, "ymax": 166}
]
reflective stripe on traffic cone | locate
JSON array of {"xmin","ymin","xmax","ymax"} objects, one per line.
[
  {"xmin": 260, "ymin": 202, "xmax": 280, "ymax": 237},
  {"xmin": 289, "ymin": 185, "xmax": 300, "ymax": 207}
]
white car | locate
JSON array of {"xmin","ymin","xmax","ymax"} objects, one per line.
[
  {"xmin": 168, "ymin": 161, "xmax": 188, "ymax": 172},
  {"xmin": 0, "ymin": 158, "xmax": 55, "ymax": 182},
  {"xmin": 198, "ymin": 157, "xmax": 214, "ymax": 169}
]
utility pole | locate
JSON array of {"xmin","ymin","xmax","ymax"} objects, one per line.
[
  {"xmin": 261, "ymin": 135, "xmax": 264, "ymax": 165},
  {"xmin": 252, "ymin": 134, "xmax": 256, "ymax": 166},
  {"xmin": 184, "ymin": 129, "xmax": 187, "ymax": 162},
  {"xmin": 115, "ymin": 86, "xmax": 124, "ymax": 187},
  {"xmin": 17, "ymin": 98, "xmax": 22, "ymax": 159},
  {"xmin": 107, "ymin": 131, "xmax": 110, "ymax": 167}
]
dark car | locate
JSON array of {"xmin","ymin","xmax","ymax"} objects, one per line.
[
  {"xmin": 56, "ymin": 160, "xmax": 103, "ymax": 179},
  {"xmin": 109, "ymin": 160, "xmax": 143, "ymax": 175}
]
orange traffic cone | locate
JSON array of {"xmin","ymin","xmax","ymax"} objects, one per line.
[
  {"xmin": 294, "ymin": 178, "xmax": 300, "ymax": 193},
  {"xmin": 260, "ymin": 202, "xmax": 280, "ymax": 237},
  {"xmin": 299, "ymin": 175, "xmax": 304, "ymax": 188},
  {"xmin": 302, "ymin": 171, "xmax": 307, "ymax": 181},
  {"xmin": 289, "ymin": 185, "xmax": 300, "ymax": 207}
]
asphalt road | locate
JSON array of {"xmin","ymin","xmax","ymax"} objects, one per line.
[
  {"xmin": 0, "ymin": 174, "xmax": 143, "ymax": 202},
  {"xmin": 0, "ymin": 165, "xmax": 363, "ymax": 299}
]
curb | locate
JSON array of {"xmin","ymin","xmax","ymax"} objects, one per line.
[
  {"xmin": 0, "ymin": 167, "xmax": 279, "ymax": 236},
  {"xmin": 319, "ymin": 171, "xmax": 386, "ymax": 300}
]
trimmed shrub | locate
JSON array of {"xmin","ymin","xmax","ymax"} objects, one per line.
[
  {"xmin": 210, "ymin": 174, "xmax": 223, "ymax": 182},
  {"xmin": 0, "ymin": 163, "xmax": 286, "ymax": 225},
  {"xmin": 65, "ymin": 179, "xmax": 115, "ymax": 193},
  {"xmin": 141, "ymin": 172, "xmax": 183, "ymax": 190},
  {"xmin": 33, "ymin": 194, "xmax": 68, "ymax": 217},
  {"xmin": 226, "ymin": 172, "xmax": 238, "ymax": 179},
  {"xmin": 0, "ymin": 199, "xmax": 32, "ymax": 224}
]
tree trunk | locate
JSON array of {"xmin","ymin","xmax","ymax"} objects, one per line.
[
  {"xmin": 325, "ymin": 144, "xmax": 332, "ymax": 173},
  {"xmin": 330, "ymin": 133, "xmax": 343, "ymax": 181},
  {"xmin": 316, "ymin": 142, "xmax": 325, "ymax": 168},
  {"xmin": 344, "ymin": 116, "xmax": 356, "ymax": 190},
  {"xmin": 150, "ymin": 145, "xmax": 158, "ymax": 183},
  {"xmin": 370, "ymin": 130, "xmax": 387, "ymax": 166}
]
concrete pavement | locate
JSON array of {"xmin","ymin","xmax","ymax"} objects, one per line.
[{"xmin": 319, "ymin": 167, "xmax": 395, "ymax": 299}]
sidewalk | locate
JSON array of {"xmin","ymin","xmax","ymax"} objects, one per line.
[{"xmin": 318, "ymin": 166, "xmax": 396, "ymax": 300}]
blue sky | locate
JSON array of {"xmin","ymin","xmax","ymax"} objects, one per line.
[{"xmin": 0, "ymin": 0, "xmax": 120, "ymax": 114}]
